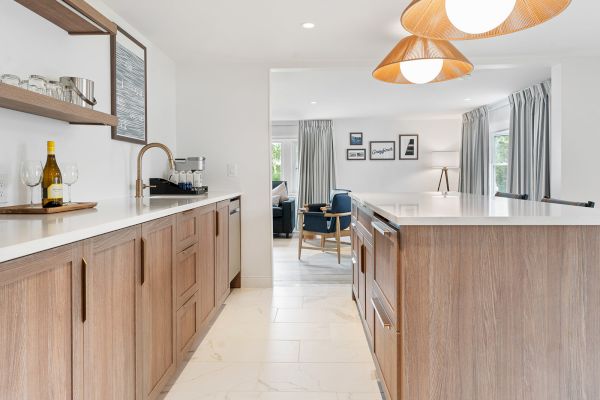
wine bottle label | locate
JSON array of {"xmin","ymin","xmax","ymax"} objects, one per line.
[{"xmin": 47, "ymin": 184, "xmax": 63, "ymax": 200}]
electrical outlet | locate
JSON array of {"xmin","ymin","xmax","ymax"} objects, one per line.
[
  {"xmin": 227, "ymin": 163, "xmax": 238, "ymax": 178},
  {"xmin": 0, "ymin": 173, "xmax": 8, "ymax": 203}
]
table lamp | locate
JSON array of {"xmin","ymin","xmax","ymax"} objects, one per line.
[{"xmin": 431, "ymin": 151, "xmax": 460, "ymax": 192}]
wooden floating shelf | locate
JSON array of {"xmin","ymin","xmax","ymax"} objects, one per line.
[
  {"xmin": 0, "ymin": 83, "xmax": 118, "ymax": 126},
  {"xmin": 15, "ymin": 0, "xmax": 117, "ymax": 35}
]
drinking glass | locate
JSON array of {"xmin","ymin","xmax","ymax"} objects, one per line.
[
  {"xmin": 61, "ymin": 163, "xmax": 78, "ymax": 204},
  {"xmin": 20, "ymin": 160, "xmax": 43, "ymax": 206}
]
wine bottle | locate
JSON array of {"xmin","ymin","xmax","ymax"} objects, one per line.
[{"xmin": 42, "ymin": 141, "xmax": 63, "ymax": 208}]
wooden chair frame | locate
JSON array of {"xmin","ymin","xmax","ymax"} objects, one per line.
[{"xmin": 297, "ymin": 208, "xmax": 352, "ymax": 264}]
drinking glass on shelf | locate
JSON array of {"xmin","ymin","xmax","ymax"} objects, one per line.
[
  {"xmin": 20, "ymin": 160, "xmax": 43, "ymax": 206},
  {"xmin": 61, "ymin": 162, "xmax": 78, "ymax": 204}
]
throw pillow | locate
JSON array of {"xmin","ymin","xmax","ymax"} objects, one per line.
[
  {"xmin": 272, "ymin": 183, "xmax": 289, "ymax": 202},
  {"xmin": 272, "ymin": 195, "xmax": 281, "ymax": 207}
]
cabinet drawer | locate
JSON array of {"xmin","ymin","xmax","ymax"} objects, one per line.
[
  {"xmin": 176, "ymin": 292, "xmax": 200, "ymax": 366},
  {"xmin": 372, "ymin": 296, "xmax": 399, "ymax": 400},
  {"xmin": 176, "ymin": 243, "xmax": 200, "ymax": 309},
  {"xmin": 372, "ymin": 216, "xmax": 400, "ymax": 317},
  {"xmin": 177, "ymin": 209, "xmax": 199, "ymax": 252}
]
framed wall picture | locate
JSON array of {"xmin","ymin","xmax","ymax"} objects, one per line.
[
  {"xmin": 347, "ymin": 148, "xmax": 366, "ymax": 160},
  {"xmin": 369, "ymin": 141, "xmax": 396, "ymax": 160},
  {"xmin": 111, "ymin": 27, "xmax": 148, "ymax": 144},
  {"xmin": 399, "ymin": 134, "xmax": 419, "ymax": 160},
  {"xmin": 349, "ymin": 132, "xmax": 363, "ymax": 146}
]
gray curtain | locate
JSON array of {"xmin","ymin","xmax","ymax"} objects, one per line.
[
  {"xmin": 298, "ymin": 120, "xmax": 336, "ymax": 206},
  {"xmin": 459, "ymin": 107, "xmax": 490, "ymax": 195},
  {"xmin": 508, "ymin": 80, "xmax": 551, "ymax": 201}
]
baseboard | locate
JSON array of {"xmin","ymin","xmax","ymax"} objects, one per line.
[{"xmin": 240, "ymin": 276, "xmax": 273, "ymax": 288}]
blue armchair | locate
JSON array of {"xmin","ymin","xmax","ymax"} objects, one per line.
[
  {"xmin": 272, "ymin": 181, "xmax": 296, "ymax": 238},
  {"xmin": 298, "ymin": 192, "xmax": 352, "ymax": 264}
]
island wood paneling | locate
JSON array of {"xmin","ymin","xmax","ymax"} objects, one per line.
[
  {"xmin": 197, "ymin": 204, "xmax": 216, "ymax": 324},
  {"xmin": 399, "ymin": 225, "xmax": 600, "ymax": 400}
]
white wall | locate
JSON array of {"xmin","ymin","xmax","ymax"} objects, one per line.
[
  {"xmin": 551, "ymin": 56, "xmax": 600, "ymax": 202},
  {"xmin": 333, "ymin": 118, "xmax": 462, "ymax": 193},
  {"xmin": 177, "ymin": 64, "xmax": 272, "ymax": 287},
  {"xmin": 0, "ymin": 1, "xmax": 176, "ymax": 204}
]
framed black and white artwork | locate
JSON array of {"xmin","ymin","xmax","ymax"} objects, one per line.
[
  {"xmin": 347, "ymin": 148, "xmax": 366, "ymax": 160},
  {"xmin": 349, "ymin": 132, "xmax": 363, "ymax": 146},
  {"xmin": 399, "ymin": 134, "xmax": 419, "ymax": 160},
  {"xmin": 111, "ymin": 27, "xmax": 148, "ymax": 144},
  {"xmin": 369, "ymin": 141, "xmax": 396, "ymax": 160}
]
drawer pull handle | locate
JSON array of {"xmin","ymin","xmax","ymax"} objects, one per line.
[
  {"xmin": 82, "ymin": 258, "xmax": 88, "ymax": 323},
  {"xmin": 230, "ymin": 208, "xmax": 240, "ymax": 215},
  {"xmin": 372, "ymin": 298, "xmax": 392, "ymax": 330},
  {"xmin": 215, "ymin": 210, "xmax": 219, "ymax": 237},
  {"xmin": 141, "ymin": 238, "xmax": 146, "ymax": 285},
  {"xmin": 371, "ymin": 220, "xmax": 394, "ymax": 237},
  {"xmin": 360, "ymin": 244, "xmax": 365, "ymax": 274}
]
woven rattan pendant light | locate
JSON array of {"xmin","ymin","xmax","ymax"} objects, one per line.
[
  {"xmin": 373, "ymin": 35, "xmax": 473, "ymax": 84},
  {"xmin": 401, "ymin": 0, "xmax": 572, "ymax": 40}
]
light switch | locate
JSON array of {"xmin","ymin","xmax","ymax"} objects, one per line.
[{"xmin": 227, "ymin": 163, "xmax": 238, "ymax": 177}]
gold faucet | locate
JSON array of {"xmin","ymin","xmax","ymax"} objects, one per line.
[{"xmin": 136, "ymin": 143, "xmax": 176, "ymax": 198}]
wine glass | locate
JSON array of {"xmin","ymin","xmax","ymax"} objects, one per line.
[
  {"xmin": 61, "ymin": 163, "xmax": 79, "ymax": 204},
  {"xmin": 20, "ymin": 160, "xmax": 43, "ymax": 206}
]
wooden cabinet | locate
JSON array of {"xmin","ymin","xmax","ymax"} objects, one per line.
[
  {"xmin": 371, "ymin": 216, "xmax": 400, "ymax": 317},
  {"xmin": 197, "ymin": 204, "xmax": 217, "ymax": 323},
  {"xmin": 176, "ymin": 292, "xmax": 200, "ymax": 364},
  {"xmin": 175, "ymin": 242, "xmax": 199, "ymax": 309},
  {"xmin": 363, "ymin": 236, "xmax": 375, "ymax": 342},
  {"xmin": 0, "ymin": 196, "xmax": 240, "ymax": 400},
  {"xmin": 0, "ymin": 244, "xmax": 82, "ymax": 400},
  {"xmin": 372, "ymin": 294, "xmax": 399, "ymax": 400},
  {"xmin": 141, "ymin": 216, "xmax": 176, "ymax": 400},
  {"xmin": 176, "ymin": 209, "xmax": 199, "ymax": 253},
  {"xmin": 215, "ymin": 200, "xmax": 230, "ymax": 305},
  {"xmin": 81, "ymin": 226, "xmax": 141, "ymax": 400}
]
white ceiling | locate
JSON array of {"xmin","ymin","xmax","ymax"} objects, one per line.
[
  {"xmin": 100, "ymin": 0, "xmax": 599, "ymax": 119},
  {"xmin": 101, "ymin": 0, "xmax": 599, "ymax": 66}
]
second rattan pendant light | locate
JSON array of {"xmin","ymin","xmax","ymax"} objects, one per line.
[
  {"xmin": 401, "ymin": 0, "xmax": 572, "ymax": 40},
  {"xmin": 373, "ymin": 35, "xmax": 473, "ymax": 84}
]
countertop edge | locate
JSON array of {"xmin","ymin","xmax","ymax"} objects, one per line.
[{"xmin": 0, "ymin": 192, "xmax": 241, "ymax": 263}]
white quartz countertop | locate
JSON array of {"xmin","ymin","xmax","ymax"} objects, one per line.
[
  {"xmin": 352, "ymin": 192, "xmax": 600, "ymax": 226},
  {"xmin": 0, "ymin": 192, "xmax": 241, "ymax": 263}
]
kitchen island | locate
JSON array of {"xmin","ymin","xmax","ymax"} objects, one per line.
[
  {"xmin": 350, "ymin": 192, "xmax": 600, "ymax": 400},
  {"xmin": 0, "ymin": 193, "xmax": 241, "ymax": 400}
]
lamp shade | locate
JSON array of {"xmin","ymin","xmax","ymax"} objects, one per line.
[
  {"xmin": 373, "ymin": 35, "xmax": 473, "ymax": 84},
  {"xmin": 401, "ymin": 0, "xmax": 572, "ymax": 41},
  {"xmin": 431, "ymin": 151, "xmax": 460, "ymax": 169}
]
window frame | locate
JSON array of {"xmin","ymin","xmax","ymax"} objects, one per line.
[{"xmin": 490, "ymin": 129, "xmax": 510, "ymax": 194}]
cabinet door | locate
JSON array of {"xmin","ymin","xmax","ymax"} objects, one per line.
[
  {"xmin": 215, "ymin": 200, "xmax": 230, "ymax": 305},
  {"xmin": 0, "ymin": 244, "xmax": 82, "ymax": 400},
  {"xmin": 176, "ymin": 209, "xmax": 199, "ymax": 252},
  {"xmin": 351, "ymin": 220, "xmax": 360, "ymax": 301},
  {"xmin": 141, "ymin": 216, "xmax": 176, "ymax": 400},
  {"xmin": 176, "ymin": 292, "xmax": 200, "ymax": 365},
  {"xmin": 372, "ymin": 217, "xmax": 400, "ymax": 316},
  {"xmin": 363, "ymin": 237, "xmax": 375, "ymax": 342},
  {"xmin": 82, "ymin": 226, "xmax": 141, "ymax": 400},
  {"xmin": 197, "ymin": 204, "xmax": 216, "ymax": 323},
  {"xmin": 176, "ymin": 243, "xmax": 199, "ymax": 309}
]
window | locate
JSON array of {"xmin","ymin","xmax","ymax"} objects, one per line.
[
  {"xmin": 272, "ymin": 143, "xmax": 282, "ymax": 181},
  {"xmin": 271, "ymin": 140, "xmax": 299, "ymax": 194},
  {"xmin": 492, "ymin": 131, "xmax": 509, "ymax": 193}
]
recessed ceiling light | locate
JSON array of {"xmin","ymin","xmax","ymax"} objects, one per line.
[
  {"xmin": 310, "ymin": 101, "xmax": 318, "ymax": 105},
  {"xmin": 302, "ymin": 22, "xmax": 316, "ymax": 29},
  {"xmin": 464, "ymin": 98, "xmax": 472, "ymax": 101}
]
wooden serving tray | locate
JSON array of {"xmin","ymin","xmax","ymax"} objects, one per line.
[{"xmin": 0, "ymin": 202, "xmax": 97, "ymax": 214}]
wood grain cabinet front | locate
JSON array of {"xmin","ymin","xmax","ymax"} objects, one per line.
[
  {"xmin": 197, "ymin": 204, "xmax": 216, "ymax": 323},
  {"xmin": 176, "ymin": 292, "xmax": 200, "ymax": 365},
  {"xmin": 175, "ymin": 242, "xmax": 200, "ymax": 309},
  {"xmin": 0, "ymin": 243, "xmax": 82, "ymax": 400},
  {"xmin": 141, "ymin": 216, "xmax": 177, "ymax": 400},
  {"xmin": 215, "ymin": 200, "xmax": 230, "ymax": 305},
  {"xmin": 176, "ymin": 209, "xmax": 199, "ymax": 253},
  {"xmin": 81, "ymin": 226, "xmax": 142, "ymax": 400}
]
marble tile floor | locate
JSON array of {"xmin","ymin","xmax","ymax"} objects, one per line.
[{"xmin": 163, "ymin": 235, "xmax": 382, "ymax": 400}]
